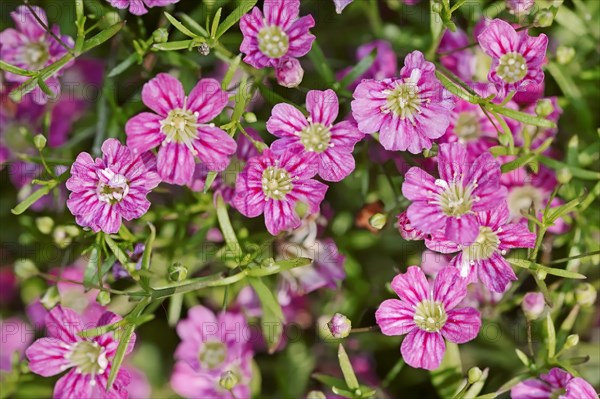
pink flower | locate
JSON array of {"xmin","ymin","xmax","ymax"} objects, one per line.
[
  {"xmin": 0, "ymin": 6, "xmax": 74, "ymax": 104},
  {"xmin": 437, "ymin": 28, "xmax": 476, "ymax": 81},
  {"xmin": 170, "ymin": 306, "xmax": 253, "ymax": 399},
  {"xmin": 352, "ymin": 51, "xmax": 455, "ymax": 153},
  {"xmin": 106, "ymin": 0, "xmax": 179, "ymax": 15},
  {"xmin": 333, "ymin": 0, "xmax": 353, "ymax": 13},
  {"xmin": 25, "ymin": 306, "xmax": 135, "ymax": 399},
  {"xmin": 375, "ymin": 266, "xmax": 481, "ymax": 370},
  {"xmin": 240, "ymin": 0, "xmax": 315, "ymax": 69},
  {"xmin": 275, "ymin": 57, "xmax": 305, "ymax": 88},
  {"xmin": 267, "ymin": 89, "xmax": 364, "ymax": 182},
  {"xmin": 66, "ymin": 139, "xmax": 161, "ymax": 234},
  {"xmin": 125, "ymin": 73, "xmax": 236, "ymax": 185},
  {"xmin": 511, "ymin": 368, "xmax": 597, "ymax": 399},
  {"xmin": 396, "ymin": 211, "xmax": 426, "ymax": 241},
  {"xmin": 477, "ymin": 19, "xmax": 548, "ymax": 96},
  {"xmin": 426, "ymin": 202, "xmax": 536, "ymax": 293},
  {"xmin": 233, "ymin": 149, "xmax": 327, "ymax": 235},
  {"xmin": 402, "ymin": 142, "xmax": 506, "ymax": 245},
  {"xmin": 506, "ymin": 0, "xmax": 535, "ymax": 16},
  {"xmin": 187, "ymin": 128, "xmax": 263, "ymax": 206},
  {"xmin": 1, "ymin": 317, "xmax": 33, "ymax": 371}
]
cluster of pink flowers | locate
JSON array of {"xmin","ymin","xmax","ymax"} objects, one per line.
[{"xmin": 106, "ymin": 0, "xmax": 179, "ymax": 16}]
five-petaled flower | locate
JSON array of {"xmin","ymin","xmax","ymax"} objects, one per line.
[
  {"xmin": 106, "ymin": 0, "xmax": 180, "ymax": 16},
  {"xmin": 375, "ymin": 266, "xmax": 481, "ymax": 370}
]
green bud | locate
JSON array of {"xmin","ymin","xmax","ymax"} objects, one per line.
[
  {"xmin": 168, "ymin": 262, "xmax": 188, "ymax": 282},
  {"xmin": 575, "ymin": 283, "xmax": 597, "ymax": 307},
  {"xmin": 556, "ymin": 168, "xmax": 572, "ymax": 184},
  {"xmin": 564, "ymin": 334, "xmax": 579, "ymax": 349},
  {"xmin": 515, "ymin": 348, "xmax": 530, "ymax": 367},
  {"xmin": 100, "ymin": 12, "xmax": 120, "ymax": 29},
  {"xmin": 306, "ymin": 391, "xmax": 327, "ymax": 399},
  {"xmin": 152, "ymin": 28, "xmax": 169, "ymax": 44},
  {"xmin": 14, "ymin": 259, "xmax": 38, "ymax": 280},
  {"xmin": 431, "ymin": 2, "xmax": 443, "ymax": 14},
  {"xmin": 33, "ymin": 134, "xmax": 47, "ymax": 150},
  {"xmin": 468, "ymin": 367, "xmax": 483, "ymax": 384},
  {"xmin": 536, "ymin": 270, "xmax": 547, "ymax": 281},
  {"xmin": 556, "ymin": 46, "xmax": 575, "ymax": 65},
  {"xmin": 219, "ymin": 370, "xmax": 239, "ymax": 391},
  {"xmin": 243, "ymin": 112, "xmax": 257, "ymax": 124},
  {"xmin": 535, "ymin": 99, "xmax": 554, "ymax": 118},
  {"xmin": 35, "ymin": 216, "xmax": 54, "ymax": 234},
  {"xmin": 534, "ymin": 10, "xmax": 554, "ymax": 27},
  {"xmin": 40, "ymin": 286, "xmax": 60, "ymax": 310},
  {"xmin": 53, "ymin": 226, "xmax": 73, "ymax": 249},
  {"xmin": 97, "ymin": 291, "xmax": 111, "ymax": 306},
  {"xmin": 369, "ymin": 213, "xmax": 387, "ymax": 231}
]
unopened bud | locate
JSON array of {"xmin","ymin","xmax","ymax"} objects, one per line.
[
  {"xmin": 556, "ymin": 46, "xmax": 575, "ymax": 65},
  {"xmin": 575, "ymin": 283, "xmax": 597, "ymax": 307},
  {"xmin": 152, "ymin": 28, "xmax": 169, "ymax": 44},
  {"xmin": 431, "ymin": 2, "xmax": 443, "ymax": 13},
  {"xmin": 219, "ymin": 370, "xmax": 239, "ymax": 391},
  {"xmin": 33, "ymin": 134, "xmax": 47, "ymax": 150},
  {"xmin": 35, "ymin": 216, "xmax": 54, "ymax": 234},
  {"xmin": 97, "ymin": 291, "xmax": 111, "ymax": 306},
  {"xmin": 369, "ymin": 213, "xmax": 387, "ymax": 231},
  {"xmin": 535, "ymin": 99, "xmax": 554, "ymax": 118},
  {"xmin": 307, "ymin": 391, "xmax": 327, "ymax": 399},
  {"xmin": 536, "ymin": 270, "xmax": 547, "ymax": 281},
  {"xmin": 468, "ymin": 367, "xmax": 483, "ymax": 384},
  {"xmin": 327, "ymin": 313, "xmax": 351, "ymax": 339},
  {"xmin": 564, "ymin": 334, "xmax": 579, "ymax": 350},
  {"xmin": 168, "ymin": 262, "xmax": 188, "ymax": 282},
  {"xmin": 556, "ymin": 168, "xmax": 572, "ymax": 184},
  {"xmin": 275, "ymin": 58, "xmax": 304, "ymax": 88},
  {"xmin": 522, "ymin": 292, "xmax": 545, "ymax": 320},
  {"xmin": 243, "ymin": 112, "xmax": 257, "ymax": 124},
  {"xmin": 14, "ymin": 259, "xmax": 38, "ymax": 280},
  {"xmin": 534, "ymin": 10, "xmax": 554, "ymax": 27},
  {"xmin": 40, "ymin": 286, "xmax": 60, "ymax": 310}
]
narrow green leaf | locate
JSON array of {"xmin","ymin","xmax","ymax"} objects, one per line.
[
  {"xmin": 0, "ymin": 60, "xmax": 35, "ymax": 76},
  {"xmin": 507, "ymin": 259, "xmax": 586, "ymax": 279},
  {"xmin": 107, "ymin": 53, "xmax": 137, "ymax": 78},
  {"xmin": 485, "ymin": 103, "xmax": 556, "ymax": 128},
  {"xmin": 211, "ymin": 8, "xmax": 223, "ymax": 38},
  {"xmin": 215, "ymin": 194, "xmax": 240, "ymax": 254},
  {"xmin": 538, "ymin": 155, "xmax": 600, "ymax": 180},
  {"xmin": 152, "ymin": 39, "xmax": 205, "ymax": 51},
  {"xmin": 177, "ymin": 12, "xmax": 209, "ymax": 37},
  {"xmin": 203, "ymin": 171, "xmax": 218, "ymax": 193},
  {"xmin": 79, "ymin": 319, "xmax": 123, "ymax": 338},
  {"xmin": 139, "ymin": 223, "xmax": 156, "ymax": 292},
  {"xmin": 215, "ymin": 0, "xmax": 258, "ymax": 39},
  {"xmin": 436, "ymin": 71, "xmax": 482, "ymax": 104},
  {"xmin": 222, "ymin": 54, "xmax": 242, "ymax": 90},
  {"xmin": 431, "ymin": 341, "xmax": 463, "ymax": 398},
  {"xmin": 11, "ymin": 184, "xmax": 55, "ymax": 215},
  {"xmin": 338, "ymin": 344, "xmax": 359, "ymax": 390},
  {"xmin": 106, "ymin": 323, "xmax": 135, "ymax": 390},
  {"xmin": 84, "ymin": 253, "xmax": 115, "ymax": 290},
  {"xmin": 247, "ymin": 257, "xmax": 312, "ymax": 277},
  {"xmin": 339, "ymin": 49, "xmax": 377, "ymax": 90},
  {"xmin": 248, "ymin": 277, "xmax": 284, "ymax": 353},
  {"xmin": 104, "ymin": 235, "xmax": 129, "ymax": 266},
  {"xmin": 545, "ymin": 193, "xmax": 585, "ymax": 224},
  {"xmin": 308, "ymin": 40, "xmax": 335, "ymax": 84},
  {"xmin": 164, "ymin": 12, "xmax": 198, "ymax": 38},
  {"xmin": 546, "ymin": 313, "xmax": 556, "ymax": 358},
  {"xmin": 82, "ymin": 21, "xmax": 125, "ymax": 52},
  {"xmin": 501, "ymin": 153, "xmax": 537, "ymax": 174}
]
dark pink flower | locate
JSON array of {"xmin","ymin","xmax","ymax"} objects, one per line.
[
  {"xmin": 477, "ymin": 19, "xmax": 548, "ymax": 96},
  {"xmin": 233, "ymin": 149, "xmax": 327, "ymax": 235},
  {"xmin": 240, "ymin": 0, "xmax": 315, "ymax": 69},
  {"xmin": 438, "ymin": 28, "xmax": 476, "ymax": 81},
  {"xmin": 402, "ymin": 142, "xmax": 506, "ymax": 245},
  {"xmin": 352, "ymin": 51, "xmax": 455, "ymax": 153},
  {"xmin": 170, "ymin": 306, "xmax": 253, "ymax": 399},
  {"xmin": 267, "ymin": 89, "xmax": 364, "ymax": 182},
  {"xmin": 66, "ymin": 139, "xmax": 161, "ymax": 234},
  {"xmin": 426, "ymin": 202, "xmax": 536, "ymax": 293},
  {"xmin": 25, "ymin": 306, "xmax": 135, "ymax": 399},
  {"xmin": 511, "ymin": 368, "xmax": 597, "ymax": 399},
  {"xmin": 375, "ymin": 266, "xmax": 481, "ymax": 370},
  {"xmin": 125, "ymin": 73, "xmax": 236, "ymax": 185},
  {"xmin": 106, "ymin": 0, "xmax": 179, "ymax": 15},
  {"xmin": 0, "ymin": 6, "xmax": 74, "ymax": 104}
]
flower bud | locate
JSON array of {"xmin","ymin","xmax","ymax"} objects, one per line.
[
  {"xmin": 396, "ymin": 211, "xmax": 425, "ymax": 241},
  {"xmin": 219, "ymin": 370, "xmax": 239, "ymax": 391},
  {"xmin": 307, "ymin": 391, "xmax": 327, "ymax": 399},
  {"xmin": 14, "ymin": 259, "xmax": 38, "ymax": 280},
  {"xmin": 369, "ymin": 213, "xmax": 387, "ymax": 231},
  {"xmin": 556, "ymin": 46, "xmax": 575, "ymax": 65},
  {"xmin": 35, "ymin": 216, "xmax": 54, "ymax": 234},
  {"xmin": 152, "ymin": 28, "xmax": 169, "ymax": 44},
  {"xmin": 522, "ymin": 292, "xmax": 545, "ymax": 320},
  {"xmin": 327, "ymin": 313, "xmax": 351, "ymax": 339},
  {"xmin": 198, "ymin": 42, "xmax": 210, "ymax": 56},
  {"xmin": 275, "ymin": 58, "xmax": 304, "ymax": 88},
  {"xmin": 534, "ymin": 10, "xmax": 554, "ymax": 27},
  {"xmin": 431, "ymin": 2, "xmax": 443, "ymax": 14},
  {"xmin": 468, "ymin": 367, "xmax": 483, "ymax": 384},
  {"xmin": 40, "ymin": 286, "xmax": 60, "ymax": 310},
  {"xmin": 96, "ymin": 291, "xmax": 111, "ymax": 306},
  {"xmin": 556, "ymin": 168, "xmax": 572, "ymax": 184},
  {"xmin": 168, "ymin": 262, "xmax": 188, "ymax": 282},
  {"xmin": 506, "ymin": 0, "xmax": 535, "ymax": 16},
  {"xmin": 564, "ymin": 334, "xmax": 579, "ymax": 350},
  {"xmin": 33, "ymin": 134, "xmax": 47, "ymax": 150},
  {"xmin": 243, "ymin": 112, "xmax": 257, "ymax": 124},
  {"xmin": 535, "ymin": 99, "xmax": 554, "ymax": 118},
  {"xmin": 575, "ymin": 283, "xmax": 597, "ymax": 307}
]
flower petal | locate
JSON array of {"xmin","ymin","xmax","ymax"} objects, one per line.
[
  {"xmin": 375, "ymin": 299, "xmax": 416, "ymax": 336},
  {"xmin": 266, "ymin": 103, "xmax": 308, "ymax": 137},
  {"xmin": 390, "ymin": 266, "xmax": 430, "ymax": 307},
  {"xmin": 186, "ymin": 79, "xmax": 228, "ymax": 123},
  {"xmin": 306, "ymin": 89, "xmax": 338, "ymax": 126},
  {"xmin": 125, "ymin": 112, "xmax": 165, "ymax": 154},
  {"xmin": 157, "ymin": 142, "xmax": 195, "ymax": 185},
  {"xmin": 193, "ymin": 125, "xmax": 237, "ymax": 172},
  {"xmin": 141, "ymin": 73, "xmax": 184, "ymax": 116},
  {"xmin": 433, "ymin": 266, "xmax": 466, "ymax": 309},
  {"xmin": 441, "ymin": 307, "xmax": 481, "ymax": 343},
  {"xmin": 25, "ymin": 338, "xmax": 72, "ymax": 377},
  {"xmin": 400, "ymin": 329, "xmax": 445, "ymax": 370}
]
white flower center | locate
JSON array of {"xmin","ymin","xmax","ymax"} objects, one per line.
[
  {"xmin": 496, "ymin": 52, "xmax": 528, "ymax": 83},
  {"xmin": 199, "ymin": 341, "xmax": 227, "ymax": 370},
  {"xmin": 434, "ymin": 179, "xmax": 478, "ymax": 217},
  {"xmin": 67, "ymin": 341, "xmax": 108, "ymax": 380},
  {"xmin": 300, "ymin": 123, "xmax": 332, "ymax": 153},
  {"xmin": 97, "ymin": 168, "xmax": 130, "ymax": 204},
  {"xmin": 414, "ymin": 300, "xmax": 447, "ymax": 332},
  {"xmin": 160, "ymin": 106, "xmax": 200, "ymax": 155},
  {"xmin": 262, "ymin": 166, "xmax": 293, "ymax": 200},
  {"xmin": 258, "ymin": 25, "xmax": 289, "ymax": 59},
  {"xmin": 507, "ymin": 185, "xmax": 544, "ymax": 220},
  {"xmin": 22, "ymin": 41, "xmax": 49, "ymax": 70},
  {"xmin": 382, "ymin": 69, "xmax": 425, "ymax": 124},
  {"xmin": 454, "ymin": 111, "xmax": 481, "ymax": 141}
]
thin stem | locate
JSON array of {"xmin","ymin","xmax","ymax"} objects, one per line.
[
  {"xmin": 37, "ymin": 272, "xmax": 139, "ymax": 297},
  {"xmin": 349, "ymin": 326, "xmax": 379, "ymax": 334},
  {"xmin": 527, "ymin": 321, "xmax": 534, "ymax": 357}
]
